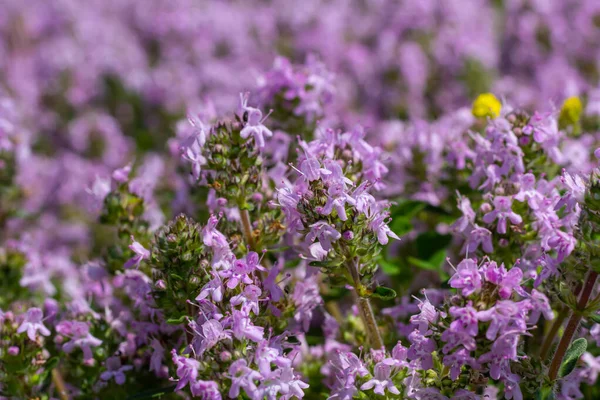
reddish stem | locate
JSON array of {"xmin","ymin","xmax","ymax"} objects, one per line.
[{"xmin": 548, "ymin": 271, "xmax": 598, "ymax": 381}]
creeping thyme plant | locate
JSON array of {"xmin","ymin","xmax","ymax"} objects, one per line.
[{"xmin": 7, "ymin": 1, "xmax": 600, "ymax": 400}]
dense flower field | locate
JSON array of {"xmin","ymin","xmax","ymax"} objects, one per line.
[{"xmin": 4, "ymin": 1, "xmax": 600, "ymax": 399}]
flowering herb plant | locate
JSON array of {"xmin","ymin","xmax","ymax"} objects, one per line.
[{"xmin": 4, "ymin": 1, "xmax": 600, "ymax": 399}]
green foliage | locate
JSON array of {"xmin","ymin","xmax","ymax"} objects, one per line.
[
  {"xmin": 461, "ymin": 58, "xmax": 494, "ymax": 100},
  {"xmin": 558, "ymin": 338, "xmax": 587, "ymax": 379},
  {"xmin": 0, "ymin": 322, "xmax": 54, "ymax": 398},
  {"xmin": 370, "ymin": 286, "xmax": 397, "ymax": 300},
  {"xmin": 0, "ymin": 151, "xmax": 24, "ymax": 231},
  {"xmin": 0, "ymin": 249, "xmax": 30, "ymax": 308},
  {"xmin": 535, "ymin": 385, "xmax": 555, "ymax": 400},
  {"xmin": 103, "ymin": 76, "xmax": 183, "ymax": 153}
]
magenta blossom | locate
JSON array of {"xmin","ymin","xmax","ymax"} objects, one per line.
[{"xmin": 17, "ymin": 308, "xmax": 50, "ymax": 341}]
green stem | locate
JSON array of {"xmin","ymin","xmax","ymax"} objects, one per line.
[
  {"xmin": 548, "ymin": 271, "xmax": 598, "ymax": 381},
  {"xmin": 52, "ymin": 368, "xmax": 70, "ymax": 400},
  {"xmin": 346, "ymin": 257, "xmax": 384, "ymax": 349}
]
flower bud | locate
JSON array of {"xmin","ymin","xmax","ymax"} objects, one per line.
[
  {"xmin": 480, "ymin": 203, "xmax": 492, "ymax": 213},
  {"xmin": 155, "ymin": 279, "xmax": 167, "ymax": 290},
  {"xmin": 220, "ymin": 351, "xmax": 232, "ymax": 362}
]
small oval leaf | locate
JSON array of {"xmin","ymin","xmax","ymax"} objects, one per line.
[
  {"xmin": 558, "ymin": 338, "xmax": 587, "ymax": 378},
  {"xmin": 371, "ymin": 286, "xmax": 397, "ymax": 300}
]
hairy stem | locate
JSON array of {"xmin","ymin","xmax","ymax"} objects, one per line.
[
  {"xmin": 540, "ymin": 282, "xmax": 583, "ymax": 359},
  {"xmin": 548, "ymin": 271, "xmax": 598, "ymax": 381},
  {"xmin": 52, "ymin": 368, "xmax": 70, "ymax": 400},
  {"xmin": 346, "ymin": 257, "xmax": 384, "ymax": 349}
]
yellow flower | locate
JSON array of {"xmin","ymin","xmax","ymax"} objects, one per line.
[
  {"xmin": 559, "ymin": 96, "xmax": 582, "ymax": 127},
  {"xmin": 472, "ymin": 93, "xmax": 502, "ymax": 119}
]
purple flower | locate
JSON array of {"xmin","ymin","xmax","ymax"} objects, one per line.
[
  {"xmin": 124, "ymin": 236, "xmax": 150, "ymax": 269},
  {"xmin": 453, "ymin": 389, "xmax": 481, "ymax": 400},
  {"xmin": 319, "ymin": 182, "xmax": 355, "ymax": 221},
  {"xmin": 465, "ymin": 225, "xmax": 493, "ymax": 254},
  {"xmin": 195, "ymin": 319, "xmax": 231, "ymax": 356},
  {"xmin": 482, "ymin": 196, "xmax": 522, "ymax": 234},
  {"xmin": 150, "ymin": 339, "xmax": 164, "ymax": 373},
  {"xmin": 232, "ymin": 310, "xmax": 264, "ymax": 343},
  {"xmin": 254, "ymin": 340, "xmax": 291, "ymax": 376},
  {"xmin": 292, "ymin": 276, "xmax": 322, "ymax": 332},
  {"xmin": 408, "ymin": 330, "xmax": 436, "ymax": 369},
  {"xmin": 239, "ymin": 93, "xmax": 273, "ymax": 149},
  {"xmin": 443, "ymin": 348, "xmax": 479, "ymax": 380},
  {"xmin": 56, "ymin": 320, "xmax": 102, "ymax": 361},
  {"xmin": 180, "ymin": 128, "xmax": 207, "ymax": 181},
  {"xmin": 482, "ymin": 262, "xmax": 526, "ymax": 299},
  {"xmin": 228, "ymin": 359, "xmax": 262, "ymax": 399},
  {"xmin": 17, "ymin": 308, "xmax": 50, "ymax": 341},
  {"xmin": 527, "ymin": 289, "xmax": 554, "ymax": 323},
  {"xmin": 360, "ymin": 362, "xmax": 400, "ymax": 396},
  {"xmin": 449, "ymin": 259, "xmax": 482, "ymax": 296},
  {"xmin": 330, "ymin": 350, "xmax": 369, "ymax": 378},
  {"xmin": 368, "ymin": 210, "xmax": 400, "ymax": 245},
  {"xmin": 547, "ymin": 231, "xmax": 576, "ymax": 262},
  {"xmin": 409, "ymin": 299, "xmax": 438, "ymax": 334},
  {"xmin": 231, "ymin": 285, "xmax": 262, "ymax": 315},
  {"xmin": 476, "ymin": 301, "xmax": 527, "ymax": 341},
  {"xmin": 220, "ymin": 252, "xmax": 264, "ymax": 290},
  {"xmin": 277, "ymin": 367, "xmax": 310, "ymax": 399},
  {"xmin": 306, "ymin": 221, "xmax": 341, "ymax": 251},
  {"xmin": 100, "ymin": 356, "xmax": 133, "ymax": 385},
  {"xmin": 202, "ymin": 215, "xmax": 229, "ymax": 249},
  {"xmin": 452, "ymin": 196, "xmax": 475, "ymax": 233},
  {"xmin": 190, "ymin": 380, "xmax": 222, "ymax": 400},
  {"xmin": 264, "ymin": 263, "xmax": 285, "ymax": 302},
  {"xmin": 171, "ymin": 350, "xmax": 200, "ymax": 392},
  {"xmin": 449, "ymin": 303, "xmax": 479, "ymax": 337},
  {"xmin": 111, "ymin": 163, "xmax": 131, "ymax": 183},
  {"xmin": 196, "ymin": 274, "xmax": 224, "ymax": 303},
  {"xmin": 87, "ymin": 175, "xmax": 111, "ymax": 203},
  {"xmin": 514, "ymin": 173, "xmax": 542, "ymax": 209}
]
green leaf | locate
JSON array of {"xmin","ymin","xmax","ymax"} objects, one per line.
[
  {"xmin": 415, "ymin": 232, "xmax": 451, "ymax": 260},
  {"xmin": 170, "ymin": 273, "xmax": 184, "ymax": 281},
  {"xmin": 379, "ymin": 258, "xmax": 402, "ymax": 276},
  {"xmin": 408, "ymin": 249, "xmax": 447, "ymax": 271},
  {"xmin": 166, "ymin": 315, "xmax": 188, "ymax": 325},
  {"xmin": 370, "ymin": 286, "xmax": 397, "ymax": 300},
  {"xmin": 309, "ymin": 260, "xmax": 330, "ymax": 268},
  {"xmin": 309, "ymin": 259, "xmax": 342, "ymax": 268},
  {"xmin": 390, "ymin": 217, "xmax": 413, "ymax": 237},
  {"xmin": 535, "ymin": 385, "xmax": 555, "ymax": 400},
  {"xmin": 388, "ymin": 200, "xmax": 427, "ymax": 237},
  {"xmin": 558, "ymin": 338, "xmax": 587, "ymax": 378},
  {"xmin": 390, "ymin": 200, "xmax": 427, "ymax": 219},
  {"xmin": 588, "ymin": 314, "xmax": 600, "ymax": 324}
]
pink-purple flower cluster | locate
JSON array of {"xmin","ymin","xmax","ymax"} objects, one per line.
[{"xmin": 4, "ymin": 1, "xmax": 600, "ymax": 399}]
